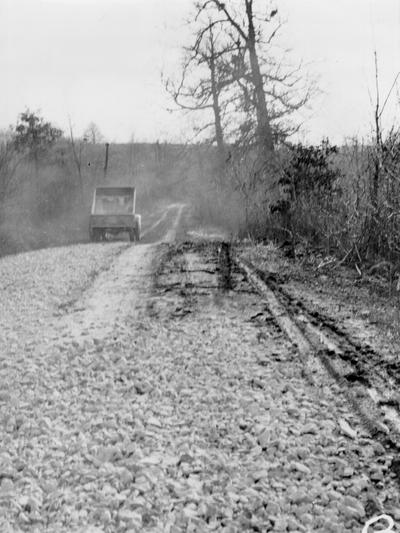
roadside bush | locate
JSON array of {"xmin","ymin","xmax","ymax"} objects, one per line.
[
  {"xmin": 260, "ymin": 132, "xmax": 400, "ymax": 282},
  {"xmin": 282, "ymin": 139, "xmax": 342, "ymax": 200},
  {"xmin": 262, "ymin": 140, "xmax": 344, "ymax": 251}
]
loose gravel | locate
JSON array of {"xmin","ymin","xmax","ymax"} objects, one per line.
[
  {"xmin": 0, "ymin": 243, "xmax": 128, "ymax": 347},
  {"xmin": 0, "ymin": 241, "xmax": 399, "ymax": 532}
]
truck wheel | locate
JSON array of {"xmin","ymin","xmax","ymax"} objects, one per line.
[{"xmin": 92, "ymin": 229, "xmax": 103, "ymax": 242}]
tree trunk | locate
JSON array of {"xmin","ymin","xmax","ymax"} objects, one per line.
[
  {"xmin": 103, "ymin": 143, "xmax": 110, "ymax": 181},
  {"xmin": 209, "ymin": 39, "xmax": 226, "ymax": 173},
  {"xmin": 245, "ymin": 0, "xmax": 274, "ymax": 153},
  {"xmin": 369, "ymin": 52, "xmax": 382, "ymax": 256},
  {"xmin": 371, "ymin": 155, "xmax": 379, "ymax": 210}
]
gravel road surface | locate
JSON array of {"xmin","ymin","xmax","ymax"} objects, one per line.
[{"xmin": 0, "ymin": 206, "xmax": 399, "ymax": 532}]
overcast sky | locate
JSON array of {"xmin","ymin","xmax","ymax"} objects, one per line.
[{"xmin": 1, "ymin": 0, "xmax": 400, "ymax": 144}]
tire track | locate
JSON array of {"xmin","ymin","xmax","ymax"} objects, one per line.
[{"xmin": 235, "ymin": 256, "xmax": 400, "ymax": 486}]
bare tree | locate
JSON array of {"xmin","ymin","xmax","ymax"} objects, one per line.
[
  {"xmin": 194, "ymin": 0, "xmax": 275, "ymax": 154},
  {"xmin": 194, "ymin": 1, "xmax": 313, "ymax": 154},
  {"xmin": 166, "ymin": 24, "xmax": 234, "ymax": 172},
  {"xmin": 83, "ymin": 122, "xmax": 104, "ymax": 144}
]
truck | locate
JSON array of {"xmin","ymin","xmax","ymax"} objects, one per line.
[{"xmin": 89, "ymin": 186, "xmax": 141, "ymax": 242}]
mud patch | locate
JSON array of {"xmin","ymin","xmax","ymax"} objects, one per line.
[{"xmin": 150, "ymin": 241, "xmax": 255, "ymax": 320}]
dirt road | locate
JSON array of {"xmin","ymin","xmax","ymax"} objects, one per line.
[{"xmin": 0, "ymin": 205, "xmax": 399, "ymax": 532}]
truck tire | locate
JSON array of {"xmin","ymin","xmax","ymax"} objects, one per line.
[{"xmin": 91, "ymin": 229, "xmax": 103, "ymax": 242}]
